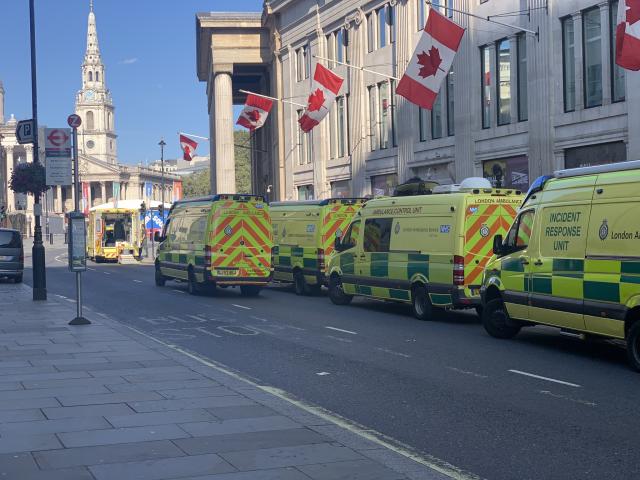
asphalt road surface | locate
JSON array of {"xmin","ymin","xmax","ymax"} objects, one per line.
[{"xmin": 21, "ymin": 244, "xmax": 640, "ymax": 480}]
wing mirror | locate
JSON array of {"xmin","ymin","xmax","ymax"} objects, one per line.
[
  {"xmin": 492, "ymin": 234, "xmax": 504, "ymax": 256},
  {"xmin": 154, "ymin": 231, "xmax": 164, "ymax": 243}
]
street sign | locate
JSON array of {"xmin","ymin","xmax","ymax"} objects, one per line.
[
  {"xmin": 67, "ymin": 114, "xmax": 82, "ymax": 128},
  {"xmin": 15, "ymin": 119, "xmax": 35, "ymax": 144},
  {"xmin": 45, "ymin": 128, "xmax": 72, "ymax": 186}
]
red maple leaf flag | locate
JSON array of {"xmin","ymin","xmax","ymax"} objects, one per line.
[
  {"xmin": 236, "ymin": 94, "xmax": 274, "ymax": 131},
  {"xmin": 616, "ymin": 0, "xmax": 640, "ymax": 70},
  {"xmin": 299, "ymin": 63, "xmax": 344, "ymax": 133},
  {"xmin": 396, "ymin": 8, "xmax": 465, "ymax": 110},
  {"xmin": 179, "ymin": 134, "xmax": 198, "ymax": 162}
]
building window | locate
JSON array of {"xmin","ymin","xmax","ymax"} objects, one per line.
[
  {"xmin": 481, "ymin": 46, "xmax": 491, "ymax": 129},
  {"xmin": 297, "ymin": 185, "xmax": 314, "ymax": 200},
  {"xmin": 446, "ymin": 68, "xmax": 455, "ymax": 136},
  {"xmin": 303, "ymin": 45, "xmax": 310, "ymax": 79},
  {"xmin": 96, "ymin": 71, "xmax": 100, "ymax": 82},
  {"xmin": 419, "ymin": 108, "xmax": 428, "ymax": 142},
  {"xmin": 496, "ymin": 38, "xmax": 511, "ymax": 126},
  {"xmin": 326, "ymin": 33, "xmax": 336, "ymax": 69},
  {"xmin": 86, "ymin": 111, "xmax": 94, "ymax": 130},
  {"xmin": 562, "ymin": 17, "xmax": 576, "ymax": 112},
  {"xmin": 297, "ymin": 110, "xmax": 305, "ymax": 165},
  {"xmin": 583, "ymin": 7, "xmax": 603, "ymax": 108},
  {"xmin": 296, "ymin": 49, "xmax": 303, "ymax": 82},
  {"xmin": 337, "ymin": 96, "xmax": 346, "ymax": 158},
  {"xmin": 517, "ymin": 34, "xmax": 528, "ymax": 121},
  {"xmin": 564, "ymin": 141, "xmax": 627, "ymax": 169},
  {"xmin": 417, "ymin": 0, "xmax": 426, "ymax": 30},
  {"xmin": 329, "ymin": 104, "xmax": 337, "ymax": 159},
  {"xmin": 108, "ymin": 112, "xmax": 112, "ymax": 130},
  {"xmin": 610, "ymin": 0, "xmax": 625, "ymax": 102},
  {"xmin": 377, "ymin": 6, "xmax": 387, "ymax": 49},
  {"xmin": 88, "ymin": 71, "xmax": 93, "ymax": 82},
  {"xmin": 336, "ymin": 29, "xmax": 345, "ymax": 64},
  {"xmin": 431, "ymin": 94, "xmax": 443, "ymax": 139},
  {"xmin": 371, "ymin": 173, "xmax": 398, "ymax": 196},
  {"xmin": 378, "ymin": 82, "xmax": 390, "ymax": 149},
  {"xmin": 331, "ymin": 180, "xmax": 351, "ymax": 198},
  {"xmin": 389, "ymin": 4, "xmax": 396, "ymax": 43},
  {"xmin": 483, "ymin": 156, "xmax": 530, "ymax": 191},
  {"xmin": 368, "ymin": 86, "xmax": 377, "ymax": 151},
  {"xmin": 367, "ymin": 12, "xmax": 376, "ymax": 53}
]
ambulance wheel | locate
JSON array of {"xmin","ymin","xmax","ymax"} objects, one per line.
[
  {"xmin": 13, "ymin": 274, "xmax": 23, "ymax": 284},
  {"xmin": 412, "ymin": 285, "xmax": 433, "ymax": 321},
  {"xmin": 328, "ymin": 275, "xmax": 352, "ymax": 305},
  {"xmin": 483, "ymin": 298, "xmax": 521, "ymax": 339},
  {"xmin": 625, "ymin": 321, "xmax": 640, "ymax": 372},
  {"xmin": 187, "ymin": 269, "xmax": 201, "ymax": 296},
  {"xmin": 293, "ymin": 271, "xmax": 308, "ymax": 296},
  {"xmin": 240, "ymin": 285, "xmax": 261, "ymax": 297},
  {"xmin": 154, "ymin": 265, "xmax": 166, "ymax": 287},
  {"xmin": 475, "ymin": 306, "xmax": 484, "ymax": 318}
]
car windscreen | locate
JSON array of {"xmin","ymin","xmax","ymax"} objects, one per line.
[{"xmin": 0, "ymin": 231, "xmax": 21, "ymax": 248}]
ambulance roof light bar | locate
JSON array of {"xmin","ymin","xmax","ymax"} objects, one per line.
[{"xmin": 554, "ymin": 160, "xmax": 640, "ymax": 179}]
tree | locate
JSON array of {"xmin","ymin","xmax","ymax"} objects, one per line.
[{"xmin": 181, "ymin": 130, "xmax": 253, "ymax": 198}]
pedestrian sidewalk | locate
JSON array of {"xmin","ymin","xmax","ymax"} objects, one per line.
[{"xmin": 0, "ymin": 283, "xmax": 454, "ymax": 480}]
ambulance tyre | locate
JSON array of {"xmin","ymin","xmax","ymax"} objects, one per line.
[
  {"xmin": 483, "ymin": 298, "xmax": 521, "ymax": 339},
  {"xmin": 625, "ymin": 320, "xmax": 640, "ymax": 372},
  {"xmin": 411, "ymin": 285, "xmax": 433, "ymax": 321},
  {"xmin": 154, "ymin": 264, "xmax": 166, "ymax": 287},
  {"xmin": 293, "ymin": 271, "xmax": 308, "ymax": 296},
  {"xmin": 187, "ymin": 268, "xmax": 201, "ymax": 296},
  {"xmin": 240, "ymin": 285, "xmax": 261, "ymax": 297},
  {"xmin": 329, "ymin": 274, "xmax": 352, "ymax": 305}
]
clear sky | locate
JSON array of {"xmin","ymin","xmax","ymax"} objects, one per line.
[{"xmin": 0, "ymin": 0, "xmax": 262, "ymax": 164}]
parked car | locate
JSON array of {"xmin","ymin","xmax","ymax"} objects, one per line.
[{"xmin": 0, "ymin": 229, "xmax": 24, "ymax": 283}]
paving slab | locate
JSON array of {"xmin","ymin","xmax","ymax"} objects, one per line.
[
  {"xmin": 130, "ymin": 395, "xmax": 256, "ymax": 413},
  {"xmin": 106, "ymin": 408, "xmax": 217, "ymax": 428},
  {"xmin": 175, "ymin": 467, "xmax": 310, "ymax": 480},
  {"xmin": 179, "ymin": 415, "xmax": 302, "ymax": 437},
  {"xmin": 297, "ymin": 459, "xmax": 407, "ymax": 480},
  {"xmin": 205, "ymin": 405, "xmax": 279, "ymax": 420},
  {"xmin": 43, "ymin": 402, "xmax": 136, "ymax": 419},
  {"xmin": 58, "ymin": 424, "xmax": 190, "ymax": 447},
  {"xmin": 0, "ymin": 433, "xmax": 63, "ymax": 454}
]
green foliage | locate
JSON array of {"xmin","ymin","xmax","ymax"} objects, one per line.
[
  {"xmin": 181, "ymin": 130, "xmax": 253, "ymax": 198},
  {"xmin": 9, "ymin": 162, "xmax": 50, "ymax": 196}
]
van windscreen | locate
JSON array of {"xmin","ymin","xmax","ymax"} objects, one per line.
[{"xmin": 0, "ymin": 231, "xmax": 21, "ymax": 248}]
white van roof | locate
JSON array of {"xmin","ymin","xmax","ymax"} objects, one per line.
[{"xmin": 554, "ymin": 160, "xmax": 640, "ymax": 179}]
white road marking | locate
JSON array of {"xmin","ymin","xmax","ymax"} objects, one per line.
[
  {"xmin": 325, "ymin": 335, "xmax": 353, "ymax": 344},
  {"xmin": 316, "ymin": 371, "xmax": 331, "ymax": 376},
  {"xmin": 376, "ymin": 347, "xmax": 411, "ymax": 359},
  {"xmin": 172, "ymin": 289, "xmax": 186, "ymax": 294},
  {"xmin": 103, "ymin": 271, "xmax": 111, "ymax": 275},
  {"xmin": 509, "ymin": 369, "xmax": 581, "ymax": 388},
  {"xmin": 133, "ymin": 280, "xmax": 143, "ymax": 283},
  {"xmin": 186, "ymin": 314, "xmax": 207, "ymax": 323},
  {"xmin": 250, "ymin": 315, "xmax": 268, "ymax": 322},
  {"xmin": 95, "ymin": 312, "xmax": 108, "ymax": 318},
  {"xmin": 55, "ymin": 294, "xmax": 67, "ymax": 299},
  {"xmin": 65, "ymin": 299, "xmax": 75, "ymax": 303},
  {"xmin": 325, "ymin": 326, "xmax": 357, "ymax": 335},
  {"xmin": 122, "ymin": 325, "xmax": 480, "ymax": 480},
  {"xmin": 539, "ymin": 390, "xmax": 597, "ymax": 407},
  {"xmin": 284, "ymin": 324, "xmax": 305, "ymax": 331},
  {"xmin": 447, "ymin": 366, "xmax": 488, "ymax": 379},
  {"xmin": 232, "ymin": 304, "xmax": 251, "ymax": 310},
  {"xmin": 87, "ymin": 267, "xmax": 97, "ymax": 271}
]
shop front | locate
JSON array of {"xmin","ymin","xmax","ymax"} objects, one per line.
[{"xmin": 483, "ymin": 156, "xmax": 529, "ymax": 191}]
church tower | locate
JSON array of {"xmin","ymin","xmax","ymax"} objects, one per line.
[{"xmin": 75, "ymin": 1, "xmax": 117, "ymax": 164}]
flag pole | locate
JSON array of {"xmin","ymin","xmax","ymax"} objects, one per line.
[
  {"xmin": 177, "ymin": 131, "xmax": 209, "ymax": 141},
  {"xmin": 425, "ymin": 1, "xmax": 538, "ymax": 36},
  {"xmin": 312, "ymin": 55, "xmax": 401, "ymax": 81},
  {"xmin": 238, "ymin": 89, "xmax": 306, "ymax": 108}
]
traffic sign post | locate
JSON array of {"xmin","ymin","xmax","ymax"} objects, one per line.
[
  {"xmin": 15, "ymin": 119, "xmax": 35, "ymax": 144},
  {"xmin": 67, "ymin": 114, "xmax": 90, "ymax": 326}
]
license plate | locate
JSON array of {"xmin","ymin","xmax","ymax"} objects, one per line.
[{"xmin": 0, "ymin": 256, "xmax": 11, "ymax": 261}]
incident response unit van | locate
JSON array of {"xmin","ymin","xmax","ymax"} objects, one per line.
[
  {"xmin": 270, "ymin": 198, "xmax": 366, "ymax": 295},
  {"xmin": 326, "ymin": 178, "xmax": 524, "ymax": 319},
  {"xmin": 481, "ymin": 160, "xmax": 640, "ymax": 371},
  {"xmin": 87, "ymin": 201, "xmax": 147, "ymax": 263},
  {"xmin": 154, "ymin": 194, "xmax": 273, "ymax": 296}
]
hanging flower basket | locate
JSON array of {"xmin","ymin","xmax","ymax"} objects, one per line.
[{"xmin": 9, "ymin": 162, "xmax": 50, "ymax": 196}]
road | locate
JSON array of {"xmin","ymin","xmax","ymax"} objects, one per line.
[{"xmin": 21, "ymin": 243, "xmax": 640, "ymax": 480}]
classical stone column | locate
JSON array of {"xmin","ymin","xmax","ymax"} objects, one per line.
[
  {"xmin": 4, "ymin": 146, "xmax": 14, "ymax": 212},
  {"xmin": 100, "ymin": 182, "xmax": 106, "ymax": 204},
  {"xmin": 346, "ymin": 9, "xmax": 368, "ymax": 196},
  {"xmin": 212, "ymin": 65, "xmax": 236, "ymax": 194},
  {"xmin": 395, "ymin": 0, "xmax": 415, "ymax": 184},
  {"xmin": 312, "ymin": 18, "xmax": 329, "ymax": 199}
]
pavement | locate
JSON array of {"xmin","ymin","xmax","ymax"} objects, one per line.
[{"xmin": 0, "ymin": 281, "xmax": 451, "ymax": 480}]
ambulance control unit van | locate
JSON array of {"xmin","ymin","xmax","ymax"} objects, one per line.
[
  {"xmin": 327, "ymin": 178, "xmax": 524, "ymax": 320},
  {"xmin": 154, "ymin": 195, "xmax": 273, "ymax": 296},
  {"xmin": 270, "ymin": 198, "xmax": 366, "ymax": 295},
  {"xmin": 481, "ymin": 161, "xmax": 640, "ymax": 371}
]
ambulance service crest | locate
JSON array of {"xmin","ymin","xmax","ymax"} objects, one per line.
[
  {"xmin": 599, "ymin": 219, "xmax": 609, "ymax": 241},
  {"xmin": 395, "ymin": 222, "xmax": 401, "ymax": 234},
  {"xmin": 224, "ymin": 226, "xmax": 233, "ymax": 236},
  {"xmin": 480, "ymin": 224, "xmax": 490, "ymax": 238}
]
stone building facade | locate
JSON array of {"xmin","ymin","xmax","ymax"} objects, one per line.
[{"xmin": 196, "ymin": 0, "xmax": 640, "ymax": 200}]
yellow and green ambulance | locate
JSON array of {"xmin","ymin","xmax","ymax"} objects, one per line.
[
  {"xmin": 327, "ymin": 178, "xmax": 524, "ymax": 319},
  {"xmin": 155, "ymin": 194, "xmax": 272, "ymax": 296},
  {"xmin": 87, "ymin": 201, "xmax": 147, "ymax": 263},
  {"xmin": 481, "ymin": 160, "xmax": 640, "ymax": 371},
  {"xmin": 270, "ymin": 198, "xmax": 366, "ymax": 295}
]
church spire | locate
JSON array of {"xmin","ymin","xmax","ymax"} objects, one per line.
[{"xmin": 82, "ymin": 1, "xmax": 105, "ymax": 90}]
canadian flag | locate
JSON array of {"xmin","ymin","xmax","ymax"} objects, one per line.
[
  {"xmin": 396, "ymin": 8, "xmax": 465, "ymax": 110},
  {"xmin": 616, "ymin": 0, "xmax": 640, "ymax": 71},
  {"xmin": 298, "ymin": 63, "xmax": 344, "ymax": 133},
  {"xmin": 236, "ymin": 94, "xmax": 274, "ymax": 131},
  {"xmin": 179, "ymin": 134, "xmax": 198, "ymax": 162}
]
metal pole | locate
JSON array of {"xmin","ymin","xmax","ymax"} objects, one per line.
[
  {"xmin": 159, "ymin": 138, "xmax": 166, "ymax": 219},
  {"xmin": 238, "ymin": 89, "xmax": 307, "ymax": 108},
  {"xmin": 29, "ymin": 0, "xmax": 46, "ymax": 301},
  {"xmin": 69, "ymin": 127, "xmax": 90, "ymax": 326},
  {"xmin": 311, "ymin": 56, "xmax": 401, "ymax": 81}
]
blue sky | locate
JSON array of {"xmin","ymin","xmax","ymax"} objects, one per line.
[{"xmin": 0, "ymin": 0, "xmax": 261, "ymax": 164}]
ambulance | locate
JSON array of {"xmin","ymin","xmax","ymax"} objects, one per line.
[
  {"xmin": 270, "ymin": 198, "xmax": 366, "ymax": 295},
  {"xmin": 481, "ymin": 160, "xmax": 640, "ymax": 371},
  {"xmin": 327, "ymin": 178, "xmax": 524, "ymax": 319},
  {"xmin": 154, "ymin": 194, "xmax": 272, "ymax": 296}
]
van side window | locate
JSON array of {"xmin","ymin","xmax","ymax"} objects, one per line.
[
  {"xmin": 505, "ymin": 210, "xmax": 534, "ymax": 250},
  {"xmin": 364, "ymin": 218, "xmax": 392, "ymax": 252},
  {"xmin": 341, "ymin": 220, "xmax": 360, "ymax": 249}
]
